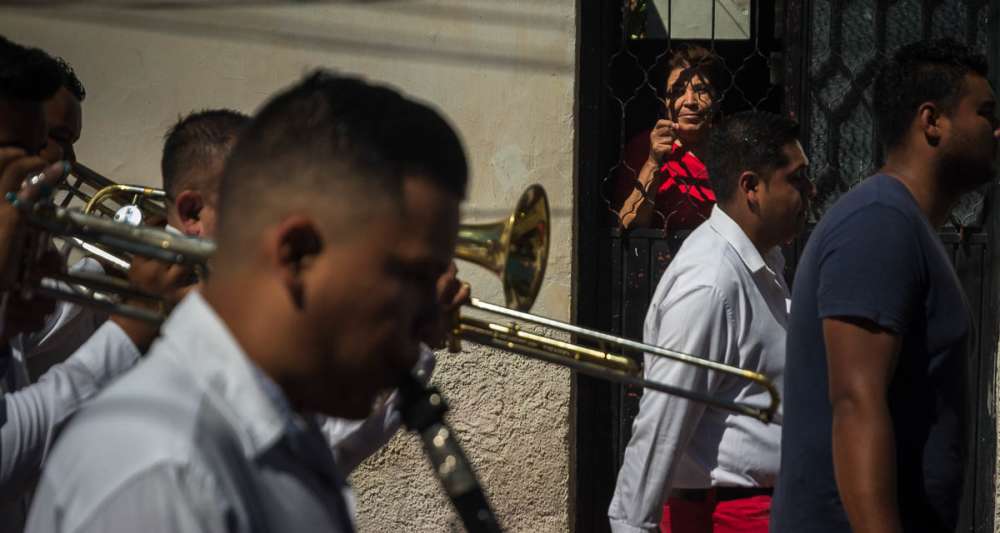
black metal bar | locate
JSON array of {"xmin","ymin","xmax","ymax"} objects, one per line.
[
  {"xmin": 782, "ymin": 0, "xmax": 810, "ymax": 121},
  {"xmin": 571, "ymin": 0, "xmax": 618, "ymax": 530}
]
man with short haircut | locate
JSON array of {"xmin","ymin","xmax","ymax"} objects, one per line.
[
  {"xmin": 19, "ymin": 55, "xmax": 98, "ymax": 378},
  {"xmin": 0, "ymin": 36, "xmax": 145, "ymax": 533},
  {"xmin": 159, "ymin": 108, "xmax": 456, "ymax": 490},
  {"xmin": 26, "ymin": 70, "xmax": 468, "ymax": 533},
  {"xmin": 772, "ymin": 38, "xmax": 1000, "ymax": 533},
  {"xmin": 161, "ymin": 109, "xmax": 248, "ymax": 238},
  {"xmin": 42, "ymin": 57, "xmax": 83, "ymax": 165},
  {"xmin": 609, "ymin": 111, "xmax": 813, "ymax": 533}
]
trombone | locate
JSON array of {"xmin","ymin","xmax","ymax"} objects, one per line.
[
  {"xmin": 17, "ymin": 164, "xmax": 212, "ymax": 324},
  {"xmin": 452, "ymin": 185, "xmax": 780, "ymax": 423},
  {"xmin": 57, "ymin": 162, "xmax": 168, "ymax": 271}
]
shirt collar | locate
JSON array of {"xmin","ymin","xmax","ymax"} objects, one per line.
[
  {"xmin": 159, "ymin": 291, "xmax": 289, "ymax": 457},
  {"xmin": 707, "ymin": 205, "xmax": 784, "ymax": 275}
]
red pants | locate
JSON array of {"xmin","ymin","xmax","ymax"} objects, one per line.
[{"xmin": 659, "ymin": 492, "xmax": 771, "ymax": 533}]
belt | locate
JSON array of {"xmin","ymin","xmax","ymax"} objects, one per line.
[{"xmin": 669, "ymin": 487, "xmax": 773, "ymax": 502}]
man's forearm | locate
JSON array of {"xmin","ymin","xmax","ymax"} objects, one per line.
[{"xmin": 832, "ymin": 397, "xmax": 902, "ymax": 533}]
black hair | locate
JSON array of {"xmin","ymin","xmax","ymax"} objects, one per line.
[
  {"xmin": 705, "ymin": 111, "xmax": 800, "ymax": 203},
  {"xmin": 217, "ymin": 69, "xmax": 467, "ymax": 245},
  {"xmin": 161, "ymin": 109, "xmax": 249, "ymax": 197},
  {"xmin": 874, "ymin": 38, "xmax": 989, "ymax": 150},
  {"xmin": 0, "ymin": 36, "xmax": 63, "ymax": 102},
  {"xmin": 54, "ymin": 56, "xmax": 85, "ymax": 102}
]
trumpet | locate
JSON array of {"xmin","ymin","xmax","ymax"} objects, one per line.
[{"xmin": 451, "ymin": 185, "xmax": 780, "ymax": 423}]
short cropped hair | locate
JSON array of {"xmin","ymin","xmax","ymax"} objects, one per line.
[
  {"xmin": 874, "ymin": 38, "xmax": 989, "ymax": 150},
  {"xmin": 161, "ymin": 109, "xmax": 249, "ymax": 198},
  {"xmin": 54, "ymin": 56, "xmax": 85, "ymax": 102},
  {"xmin": 705, "ymin": 111, "xmax": 800, "ymax": 204},
  {"xmin": 216, "ymin": 70, "xmax": 467, "ymax": 252},
  {"xmin": 0, "ymin": 36, "xmax": 63, "ymax": 102}
]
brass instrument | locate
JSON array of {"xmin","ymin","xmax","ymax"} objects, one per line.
[
  {"xmin": 60, "ymin": 162, "xmax": 166, "ymax": 221},
  {"xmin": 57, "ymin": 162, "xmax": 168, "ymax": 270},
  {"xmin": 452, "ymin": 185, "xmax": 780, "ymax": 423},
  {"xmin": 18, "ymin": 168, "xmax": 212, "ymax": 324}
]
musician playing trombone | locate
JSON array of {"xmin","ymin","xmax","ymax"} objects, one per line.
[
  {"xmin": 26, "ymin": 70, "xmax": 467, "ymax": 533},
  {"xmin": 160, "ymin": 107, "xmax": 471, "ymax": 523},
  {"xmin": 0, "ymin": 37, "xmax": 205, "ymax": 533},
  {"xmin": 609, "ymin": 111, "xmax": 813, "ymax": 533}
]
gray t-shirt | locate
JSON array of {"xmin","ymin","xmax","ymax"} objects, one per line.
[{"xmin": 772, "ymin": 174, "xmax": 971, "ymax": 532}]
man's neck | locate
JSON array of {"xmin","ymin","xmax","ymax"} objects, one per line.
[
  {"xmin": 880, "ymin": 150, "xmax": 958, "ymax": 227},
  {"xmin": 201, "ymin": 279, "xmax": 302, "ymax": 410},
  {"xmin": 718, "ymin": 203, "xmax": 776, "ymax": 256}
]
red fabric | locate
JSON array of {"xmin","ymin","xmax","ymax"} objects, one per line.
[
  {"xmin": 614, "ymin": 130, "xmax": 715, "ymax": 230},
  {"xmin": 659, "ymin": 494, "xmax": 771, "ymax": 533}
]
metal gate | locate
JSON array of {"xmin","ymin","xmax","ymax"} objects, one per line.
[{"xmin": 573, "ymin": 1, "xmax": 1000, "ymax": 531}]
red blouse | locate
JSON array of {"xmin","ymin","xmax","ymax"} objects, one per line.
[{"xmin": 615, "ymin": 130, "xmax": 715, "ymax": 230}]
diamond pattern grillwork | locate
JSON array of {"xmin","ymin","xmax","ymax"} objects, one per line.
[{"xmin": 805, "ymin": 0, "xmax": 992, "ymax": 225}]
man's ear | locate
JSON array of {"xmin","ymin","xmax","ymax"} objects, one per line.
[
  {"xmin": 174, "ymin": 190, "xmax": 205, "ymax": 236},
  {"xmin": 917, "ymin": 102, "xmax": 943, "ymax": 146},
  {"xmin": 738, "ymin": 170, "xmax": 761, "ymax": 211},
  {"xmin": 269, "ymin": 215, "xmax": 324, "ymax": 310}
]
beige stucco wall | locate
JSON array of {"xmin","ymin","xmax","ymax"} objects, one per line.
[{"xmin": 0, "ymin": 2, "xmax": 576, "ymax": 531}]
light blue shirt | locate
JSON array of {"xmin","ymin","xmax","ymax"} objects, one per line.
[
  {"xmin": 26, "ymin": 292, "xmax": 354, "ymax": 533},
  {"xmin": 608, "ymin": 206, "xmax": 789, "ymax": 533}
]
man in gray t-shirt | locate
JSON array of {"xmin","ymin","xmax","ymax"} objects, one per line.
[{"xmin": 772, "ymin": 38, "xmax": 1000, "ymax": 533}]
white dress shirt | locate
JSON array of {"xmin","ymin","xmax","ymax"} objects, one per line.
[
  {"xmin": 0, "ymin": 320, "xmax": 140, "ymax": 533},
  {"xmin": 321, "ymin": 344, "xmax": 435, "ymax": 475},
  {"xmin": 26, "ymin": 292, "xmax": 355, "ymax": 533},
  {"xmin": 608, "ymin": 206, "xmax": 788, "ymax": 533}
]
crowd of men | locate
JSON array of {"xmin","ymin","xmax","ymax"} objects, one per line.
[{"xmin": 0, "ymin": 29, "xmax": 998, "ymax": 533}]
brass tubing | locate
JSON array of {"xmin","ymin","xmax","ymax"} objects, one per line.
[{"xmin": 454, "ymin": 298, "xmax": 780, "ymax": 424}]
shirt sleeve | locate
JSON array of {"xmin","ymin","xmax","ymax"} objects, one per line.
[
  {"xmin": 25, "ymin": 463, "xmax": 233, "ymax": 533},
  {"xmin": 816, "ymin": 205, "xmax": 924, "ymax": 334},
  {"xmin": 608, "ymin": 285, "xmax": 735, "ymax": 533},
  {"xmin": 0, "ymin": 320, "xmax": 140, "ymax": 501},
  {"xmin": 323, "ymin": 344, "xmax": 436, "ymax": 475}
]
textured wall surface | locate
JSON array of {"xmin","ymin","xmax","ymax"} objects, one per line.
[{"xmin": 0, "ymin": 2, "xmax": 576, "ymax": 531}]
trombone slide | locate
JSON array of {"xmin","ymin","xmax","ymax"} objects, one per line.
[{"xmin": 453, "ymin": 298, "xmax": 780, "ymax": 424}]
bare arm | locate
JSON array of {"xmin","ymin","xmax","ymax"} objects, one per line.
[
  {"xmin": 617, "ymin": 120, "xmax": 678, "ymax": 229},
  {"xmin": 824, "ymin": 316, "xmax": 902, "ymax": 533}
]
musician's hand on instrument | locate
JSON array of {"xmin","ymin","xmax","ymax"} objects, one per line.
[
  {"xmin": 0, "ymin": 151, "xmax": 69, "ymax": 290},
  {"xmin": 437, "ymin": 261, "xmax": 470, "ymax": 315},
  {"xmin": 0, "ymin": 247, "xmax": 63, "ymax": 342},
  {"xmin": 420, "ymin": 262, "xmax": 469, "ymax": 349},
  {"xmin": 127, "ymin": 255, "xmax": 195, "ymax": 310},
  {"xmin": 649, "ymin": 119, "xmax": 680, "ymax": 166},
  {"xmin": 110, "ymin": 256, "xmax": 195, "ymax": 352}
]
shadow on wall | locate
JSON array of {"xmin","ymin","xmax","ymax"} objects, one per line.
[{"xmin": 8, "ymin": 1, "xmax": 573, "ymax": 74}]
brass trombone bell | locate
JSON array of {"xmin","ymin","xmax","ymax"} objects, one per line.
[
  {"xmin": 450, "ymin": 184, "xmax": 780, "ymax": 423},
  {"xmin": 454, "ymin": 184, "xmax": 549, "ymax": 312}
]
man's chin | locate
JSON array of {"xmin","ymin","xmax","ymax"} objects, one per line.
[{"xmin": 321, "ymin": 391, "xmax": 379, "ymax": 420}]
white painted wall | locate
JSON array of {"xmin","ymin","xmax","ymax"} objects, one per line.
[{"xmin": 0, "ymin": 2, "xmax": 575, "ymax": 531}]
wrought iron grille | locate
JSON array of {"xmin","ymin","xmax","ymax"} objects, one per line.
[
  {"xmin": 573, "ymin": 1, "xmax": 999, "ymax": 532},
  {"xmin": 804, "ymin": 0, "xmax": 993, "ymax": 225},
  {"xmin": 604, "ymin": 0, "xmax": 780, "ymax": 233}
]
